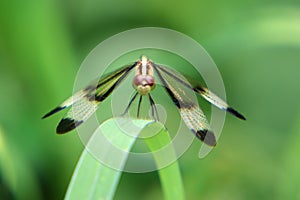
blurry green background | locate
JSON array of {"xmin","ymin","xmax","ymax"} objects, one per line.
[{"xmin": 1, "ymin": 0, "xmax": 300, "ymax": 199}]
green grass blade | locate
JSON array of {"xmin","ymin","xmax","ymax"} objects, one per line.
[
  {"xmin": 65, "ymin": 118, "xmax": 153, "ymax": 200},
  {"xmin": 143, "ymin": 122, "xmax": 185, "ymax": 200},
  {"xmin": 64, "ymin": 150, "xmax": 121, "ymax": 200},
  {"xmin": 0, "ymin": 127, "xmax": 41, "ymax": 199}
]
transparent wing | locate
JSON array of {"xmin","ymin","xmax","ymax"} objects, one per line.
[
  {"xmin": 42, "ymin": 63, "xmax": 136, "ymax": 134},
  {"xmin": 155, "ymin": 64, "xmax": 246, "ymax": 120},
  {"xmin": 153, "ymin": 64, "xmax": 216, "ymax": 146}
]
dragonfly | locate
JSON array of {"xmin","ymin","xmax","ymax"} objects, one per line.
[{"xmin": 42, "ymin": 55, "xmax": 246, "ymax": 146}]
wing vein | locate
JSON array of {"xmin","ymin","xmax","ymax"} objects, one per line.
[{"xmin": 153, "ymin": 65, "xmax": 216, "ymax": 146}]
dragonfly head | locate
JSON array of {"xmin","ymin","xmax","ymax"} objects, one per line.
[{"xmin": 133, "ymin": 74, "xmax": 156, "ymax": 95}]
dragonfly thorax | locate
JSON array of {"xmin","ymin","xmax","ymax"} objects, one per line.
[{"xmin": 133, "ymin": 74, "xmax": 156, "ymax": 95}]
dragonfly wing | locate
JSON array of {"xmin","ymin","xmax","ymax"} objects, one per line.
[
  {"xmin": 43, "ymin": 63, "xmax": 136, "ymax": 134},
  {"xmin": 153, "ymin": 64, "xmax": 216, "ymax": 146},
  {"xmin": 155, "ymin": 64, "xmax": 246, "ymax": 120},
  {"xmin": 180, "ymin": 104, "xmax": 216, "ymax": 146},
  {"xmin": 56, "ymin": 96, "xmax": 98, "ymax": 133}
]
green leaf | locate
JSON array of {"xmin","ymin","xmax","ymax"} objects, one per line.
[
  {"xmin": 142, "ymin": 122, "xmax": 185, "ymax": 200},
  {"xmin": 65, "ymin": 118, "xmax": 153, "ymax": 200},
  {"xmin": 65, "ymin": 118, "xmax": 185, "ymax": 200}
]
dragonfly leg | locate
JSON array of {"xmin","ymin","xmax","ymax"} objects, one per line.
[
  {"xmin": 137, "ymin": 95, "xmax": 143, "ymax": 118},
  {"xmin": 121, "ymin": 92, "xmax": 138, "ymax": 116},
  {"xmin": 148, "ymin": 94, "xmax": 159, "ymax": 121}
]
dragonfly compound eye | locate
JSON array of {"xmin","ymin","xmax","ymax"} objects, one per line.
[
  {"xmin": 133, "ymin": 75, "xmax": 155, "ymax": 87},
  {"xmin": 133, "ymin": 75, "xmax": 156, "ymax": 95}
]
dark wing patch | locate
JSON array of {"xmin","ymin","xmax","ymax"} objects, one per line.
[
  {"xmin": 56, "ymin": 118, "xmax": 83, "ymax": 134},
  {"xmin": 153, "ymin": 64, "xmax": 216, "ymax": 146},
  {"xmin": 226, "ymin": 107, "xmax": 246, "ymax": 120},
  {"xmin": 42, "ymin": 106, "xmax": 66, "ymax": 119},
  {"xmin": 193, "ymin": 129, "xmax": 216, "ymax": 146}
]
